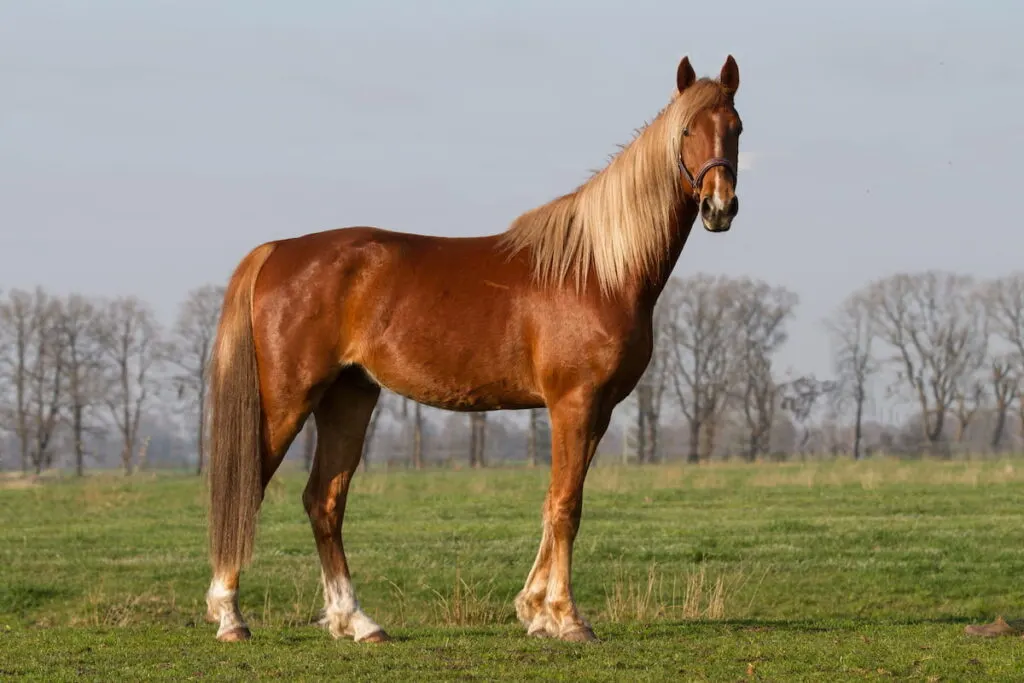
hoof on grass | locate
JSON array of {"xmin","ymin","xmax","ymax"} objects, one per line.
[
  {"xmin": 217, "ymin": 627, "xmax": 252, "ymax": 643},
  {"xmin": 560, "ymin": 626, "xmax": 598, "ymax": 643},
  {"xmin": 357, "ymin": 630, "xmax": 392, "ymax": 644}
]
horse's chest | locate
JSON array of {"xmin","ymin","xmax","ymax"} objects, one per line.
[{"xmin": 582, "ymin": 317, "xmax": 654, "ymax": 393}]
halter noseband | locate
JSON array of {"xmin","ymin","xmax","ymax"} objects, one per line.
[{"xmin": 678, "ymin": 156, "xmax": 737, "ymax": 200}]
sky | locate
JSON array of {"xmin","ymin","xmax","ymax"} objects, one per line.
[{"xmin": 2, "ymin": 0, "xmax": 1023, "ymax": 386}]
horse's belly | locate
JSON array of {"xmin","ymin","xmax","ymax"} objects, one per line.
[
  {"xmin": 357, "ymin": 336, "xmax": 542, "ymax": 412},
  {"xmin": 363, "ymin": 362, "xmax": 542, "ymax": 412}
]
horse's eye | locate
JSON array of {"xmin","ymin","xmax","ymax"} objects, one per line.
[{"xmin": 682, "ymin": 127, "xmax": 690, "ymax": 137}]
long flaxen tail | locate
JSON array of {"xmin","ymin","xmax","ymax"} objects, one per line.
[{"xmin": 207, "ymin": 242, "xmax": 276, "ymax": 577}]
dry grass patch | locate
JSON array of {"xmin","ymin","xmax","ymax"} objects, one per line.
[
  {"xmin": 428, "ymin": 566, "xmax": 514, "ymax": 627},
  {"xmin": 255, "ymin": 573, "xmax": 324, "ymax": 628},
  {"xmin": 78, "ymin": 477, "xmax": 143, "ymax": 512},
  {"xmin": 601, "ymin": 561, "xmax": 766, "ymax": 624},
  {"xmin": 76, "ymin": 584, "xmax": 181, "ymax": 628}
]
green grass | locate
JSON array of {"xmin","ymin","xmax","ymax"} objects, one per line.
[{"xmin": 2, "ymin": 458, "xmax": 1024, "ymax": 680}]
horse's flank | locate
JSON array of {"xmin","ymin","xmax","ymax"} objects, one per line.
[{"xmin": 498, "ymin": 78, "xmax": 729, "ymax": 297}]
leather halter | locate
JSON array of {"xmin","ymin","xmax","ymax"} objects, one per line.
[{"xmin": 678, "ymin": 155, "xmax": 736, "ymax": 200}]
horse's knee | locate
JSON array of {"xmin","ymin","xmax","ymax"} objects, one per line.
[{"xmin": 546, "ymin": 496, "xmax": 583, "ymax": 531}]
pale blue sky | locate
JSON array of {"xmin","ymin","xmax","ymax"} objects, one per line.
[{"xmin": 2, "ymin": 0, "xmax": 1022, "ymax": 383}]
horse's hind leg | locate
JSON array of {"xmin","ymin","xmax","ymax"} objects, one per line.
[
  {"xmin": 303, "ymin": 370, "xmax": 387, "ymax": 643},
  {"xmin": 205, "ymin": 391, "xmax": 311, "ymax": 641}
]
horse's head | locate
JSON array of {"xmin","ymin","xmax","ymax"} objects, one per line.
[{"xmin": 675, "ymin": 55, "xmax": 742, "ymax": 233}]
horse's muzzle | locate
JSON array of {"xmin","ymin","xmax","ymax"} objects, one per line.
[{"xmin": 700, "ymin": 194, "xmax": 738, "ymax": 232}]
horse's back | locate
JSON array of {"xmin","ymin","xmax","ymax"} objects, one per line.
[{"xmin": 249, "ymin": 225, "xmax": 543, "ymax": 410}]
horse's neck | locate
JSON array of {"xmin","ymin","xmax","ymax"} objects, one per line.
[{"xmin": 634, "ymin": 200, "xmax": 699, "ymax": 307}]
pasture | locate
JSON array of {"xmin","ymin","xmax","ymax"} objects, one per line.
[{"xmin": 2, "ymin": 458, "xmax": 1023, "ymax": 680}]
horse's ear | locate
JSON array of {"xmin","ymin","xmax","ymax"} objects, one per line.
[
  {"xmin": 676, "ymin": 56, "xmax": 696, "ymax": 94},
  {"xmin": 720, "ymin": 55, "xmax": 740, "ymax": 95}
]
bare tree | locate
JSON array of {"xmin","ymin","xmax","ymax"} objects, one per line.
[
  {"xmin": 665, "ymin": 274, "xmax": 736, "ymax": 464},
  {"xmin": 779, "ymin": 375, "xmax": 837, "ymax": 458},
  {"xmin": 400, "ymin": 398, "xmax": 425, "ymax": 469},
  {"xmin": 528, "ymin": 409, "xmax": 539, "ymax": 467},
  {"xmin": 469, "ymin": 413, "xmax": 487, "ymax": 468},
  {"xmin": 988, "ymin": 355, "xmax": 1018, "ymax": 452},
  {"xmin": 954, "ymin": 287, "xmax": 990, "ymax": 447},
  {"xmin": 0, "ymin": 289, "xmax": 6, "ymax": 468},
  {"xmin": 825, "ymin": 290, "xmax": 878, "ymax": 459},
  {"xmin": 982, "ymin": 273, "xmax": 1024, "ymax": 357},
  {"xmin": 168, "ymin": 284, "xmax": 224, "ymax": 475},
  {"xmin": 0, "ymin": 288, "xmax": 68, "ymax": 474},
  {"xmin": 868, "ymin": 272, "xmax": 986, "ymax": 453},
  {"xmin": 361, "ymin": 389, "xmax": 398, "ymax": 471},
  {"xmin": 98, "ymin": 296, "xmax": 162, "ymax": 474},
  {"xmin": 59, "ymin": 294, "xmax": 107, "ymax": 476},
  {"xmin": 361, "ymin": 404, "xmax": 379, "ymax": 471},
  {"xmin": 526, "ymin": 409, "xmax": 551, "ymax": 467},
  {"xmin": 980, "ymin": 273, "xmax": 1024, "ymax": 447},
  {"xmin": 298, "ymin": 419, "xmax": 316, "ymax": 471},
  {"xmin": 952, "ymin": 375, "xmax": 986, "ymax": 445},
  {"xmin": 631, "ymin": 385, "xmax": 654, "ymax": 464},
  {"xmin": 25, "ymin": 292, "xmax": 66, "ymax": 474},
  {"xmin": 628, "ymin": 282, "xmax": 677, "ymax": 464},
  {"xmin": 737, "ymin": 353, "xmax": 776, "ymax": 461},
  {"xmin": 730, "ymin": 278, "xmax": 798, "ymax": 461},
  {"xmin": 0, "ymin": 289, "xmax": 35, "ymax": 472}
]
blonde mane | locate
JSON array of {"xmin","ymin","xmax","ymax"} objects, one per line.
[{"xmin": 498, "ymin": 78, "xmax": 729, "ymax": 297}]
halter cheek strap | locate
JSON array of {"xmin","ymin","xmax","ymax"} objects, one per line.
[{"xmin": 678, "ymin": 156, "xmax": 737, "ymax": 199}]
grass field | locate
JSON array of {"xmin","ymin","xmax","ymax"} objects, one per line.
[{"xmin": 2, "ymin": 458, "xmax": 1024, "ymax": 680}]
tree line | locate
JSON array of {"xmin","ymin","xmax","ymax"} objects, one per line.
[
  {"xmin": 1, "ymin": 268, "xmax": 1022, "ymax": 475},
  {"xmin": 0, "ymin": 286, "xmax": 220, "ymax": 475},
  {"xmin": 632, "ymin": 269, "xmax": 1022, "ymax": 464}
]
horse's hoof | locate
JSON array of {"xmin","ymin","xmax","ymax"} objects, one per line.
[
  {"xmin": 527, "ymin": 626, "xmax": 553, "ymax": 638},
  {"xmin": 217, "ymin": 627, "xmax": 252, "ymax": 642},
  {"xmin": 560, "ymin": 626, "xmax": 598, "ymax": 643},
  {"xmin": 357, "ymin": 629, "xmax": 391, "ymax": 643}
]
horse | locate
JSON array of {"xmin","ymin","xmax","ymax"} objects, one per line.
[{"xmin": 203, "ymin": 54, "xmax": 744, "ymax": 644}]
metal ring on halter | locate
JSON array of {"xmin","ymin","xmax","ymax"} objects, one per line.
[{"xmin": 677, "ymin": 156, "xmax": 737, "ymax": 199}]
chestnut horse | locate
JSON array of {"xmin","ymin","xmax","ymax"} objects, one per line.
[{"xmin": 204, "ymin": 54, "xmax": 743, "ymax": 643}]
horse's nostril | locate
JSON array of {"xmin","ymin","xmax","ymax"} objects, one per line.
[
  {"xmin": 700, "ymin": 197, "xmax": 712, "ymax": 216},
  {"xmin": 726, "ymin": 196, "xmax": 739, "ymax": 217}
]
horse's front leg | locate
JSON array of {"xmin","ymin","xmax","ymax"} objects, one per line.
[{"xmin": 516, "ymin": 388, "xmax": 611, "ymax": 641}]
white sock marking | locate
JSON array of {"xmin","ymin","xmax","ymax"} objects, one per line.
[
  {"xmin": 207, "ymin": 577, "xmax": 247, "ymax": 637},
  {"xmin": 321, "ymin": 571, "xmax": 382, "ymax": 640}
]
